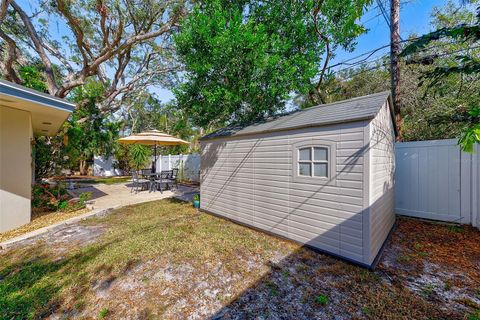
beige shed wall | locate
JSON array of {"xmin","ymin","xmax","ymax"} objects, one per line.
[
  {"xmin": 368, "ymin": 102, "xmax": 396, "ymax": 264},
  {"xmin": 0, "ymin": 106, "xmax": 33, "ymax": 232},
  {"xmin": 201, "ymin": 121, "xmax": 371, "ymax": 265}
]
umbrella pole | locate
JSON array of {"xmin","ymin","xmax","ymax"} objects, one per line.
[{"xmin": 152, "ymin": 144, "xmax": 157, "ymax": 173}]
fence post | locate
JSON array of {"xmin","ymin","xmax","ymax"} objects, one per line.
[
  {"xmin": 168, "ymin": 154, "xmax": 171, "ymax": 170},
  {"xmin": 473, "ymin": 145, "xmax": 479, "ymax": 228}
]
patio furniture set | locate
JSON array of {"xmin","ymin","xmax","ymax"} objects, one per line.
[{"xmin": 131, "ymin": 169, "xmax": 179, "ymax": 193}]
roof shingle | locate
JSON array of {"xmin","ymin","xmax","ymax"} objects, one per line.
[{"xmin": 201, "ymin": 91, "xmax": 392, "ymax": 140}]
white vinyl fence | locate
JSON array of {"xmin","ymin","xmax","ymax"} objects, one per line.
[
  {"xmin": 395, "ymin": 139, "xmax": 479, "ymax": 228},
  {"xmin": 94, "ymin": 153, "xmax": 201, "ymax": 182},
  {"xmin": 93, "ymin": 156, "xmax": 123, "ymax": 177},
  {"xmin": 155, "ymin": 154, "xmax": 200, "ymax": 182}
]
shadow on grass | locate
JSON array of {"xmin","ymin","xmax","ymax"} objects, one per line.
[{"xmin": 0, "ymin": 243, "xmax": 111, "ymax": 319}]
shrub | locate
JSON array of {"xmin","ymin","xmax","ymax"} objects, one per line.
[
  {"xmin": 31, "ymin": 184, "xmax": 92, "ymax": 212},
  {"xmin": 32, "ymin": 183, "xmax": 69, "ymax": 211}
]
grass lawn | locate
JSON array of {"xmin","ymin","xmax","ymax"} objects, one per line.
[
  {"xmin": 0, "ymin": 200, "xmax": 479, "ymax": 319},
  {"xmin": 77, "ymin": 176, "xmax": 132, "ymax": 185}
]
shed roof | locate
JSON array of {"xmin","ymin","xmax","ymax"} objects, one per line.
[{"xmin": 201, "ymin": 91, "xmax": 394, "ymax": 141}]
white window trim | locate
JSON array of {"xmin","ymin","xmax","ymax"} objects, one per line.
[
  {"xmin": 292, "ymin": 139, "xmax": 336, "ymax": 184},
  {"xmin": 298, "ymin": 146, "xmax": 329, "ymax": 177}
]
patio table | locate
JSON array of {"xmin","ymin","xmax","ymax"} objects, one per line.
[
  {"xmin": 142, "ymin": 171, "xmax": 173, "ymax": 193},
  {"xmin": 142, "ymin": 172, "xmax": 161, "ymax": 192}
]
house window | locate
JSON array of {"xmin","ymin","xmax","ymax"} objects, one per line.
[{"xmin": 298, "ymin": 147, "xmax": 329, "ymax": 178}]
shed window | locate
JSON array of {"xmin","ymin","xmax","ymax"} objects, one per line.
[{"xmin": 298, "ymin": 147, "xmax": 329, "ymax": 178}]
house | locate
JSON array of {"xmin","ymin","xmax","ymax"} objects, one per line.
[
  {"xmin": 199, "ymin": 91, "xmax": 396, "ymax": 267},
  {"xmin": 0, "ymin": 80, "xmax": 74, "ymax": 232}
]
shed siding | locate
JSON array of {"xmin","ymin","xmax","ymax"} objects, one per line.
[
  {"xmin": 201, "ymin": 121, "xmax": 370, "ymax": 264},
  {"xmin": 368, "ymin": 102, "xmax": 396, "ymax": 264}
]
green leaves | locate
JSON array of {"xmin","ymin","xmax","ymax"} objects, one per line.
[
  {"xmin": 18, "ymin": 66, "xmax": 48, "ymax": 92},
  {"xmin": 458, "ymin": 106, "xmax": 480, "ymax": 152},
  {"xmin": 174, "ymin": 0, "xmax": 370, "ymax": 128},
  {"xmin": 128, "ymin": 145, "xmax": 152, "ymax": 170},
  {"xmin": 399, "ymin": 3, "xmax": 480, "ymax": 152}
]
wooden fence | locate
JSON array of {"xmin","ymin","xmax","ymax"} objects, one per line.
[{"xmin": 395, "ymin": 139, "xmax": 479, "ymax": 227}]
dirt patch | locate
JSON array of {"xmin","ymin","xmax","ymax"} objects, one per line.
[
  {"xmin": 1, "ymin": 202, "xmax": 479, "ymax": 320},
  {"xmin": 378, "ymin": 217, "xmax": 480, "ymax": 314},
  {"xmin": 3, "ymin": 224, "xmax": 105, "ymax": 254},
  {"xmin": 0, "ymin": 208, "xmax": 90, "ymax": 243}
]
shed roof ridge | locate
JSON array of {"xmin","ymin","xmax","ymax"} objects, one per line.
[{"xmin": 303, "ymin": 90, "xmax": 390, "ymax": 111}]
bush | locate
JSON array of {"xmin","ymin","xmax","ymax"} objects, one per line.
[
  {"xmin": 31, "ymin": 184, "xmax": 92, "ymax": 212},
  {"xmin": 32, "ymin": 183, "xmax": 69, "ymax": 211}
]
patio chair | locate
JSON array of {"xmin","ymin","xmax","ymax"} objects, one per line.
[
  {"xmin": 166, "ymin": 168, "xmax": 179, "ymax": 190},
  {"xmin": 131, "ymin": 170, "xmax": 150, "ymax": 193},
  {"xmin": 141, "ymin": 168, "xmax": 152, "ymax": 178},
  {"xmin": 152, "ymin": 170, "xmax": 172, "ymax": 193}
]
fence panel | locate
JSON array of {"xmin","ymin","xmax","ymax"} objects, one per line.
[
  {"xmin": 395, "ymin": 139, "xmax": 477, "ymax": 226},
  {"xmin": 94, "ymin": 154, "xmax": 200, "ymax": 182}
]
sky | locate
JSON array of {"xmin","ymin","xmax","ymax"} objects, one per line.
[{"xmin": 17, "ymin": 0, "xmax": 450, "ymax": 103}]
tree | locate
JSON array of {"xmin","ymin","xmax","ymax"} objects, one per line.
[
  {"xmin": 174, "ymin": 0, "xmax": 371, "ymax": 128},
  {"xmin": 401, "ymin": 1, "xmax": 480, "ymax": 151},
  {"xmin": 390, "ymin": 0, "xmax": 401, "ymax": 126},
  {"xmin": 120, "ymin": 92, "xmax": 201, "ymax": 153},
  {"xmin": 0, "ymin": 0, "xmax": 186, "ymax": 117},
  {"xmin": 128, "ymin": 145, "xmax": 152, "ymax": 170},
  {"xmin": 318, "ymin": 1, "xmax": 480, "ymax": 146},
  {"xmin": 66, "ymin": 80, "xmax": 121, "ymax": 175}
]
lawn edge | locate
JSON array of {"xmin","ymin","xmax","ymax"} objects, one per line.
[{"xmin": 0, "ymin": 206, "xmax": 119, "ymax": 250}]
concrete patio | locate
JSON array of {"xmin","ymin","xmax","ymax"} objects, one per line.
[
  {"xmin": 71, "ymin": 182, "xmax": 198, "ymax": 210},
  {"xmin": 0, "ymin": 183, "xmax": 198, "ymax": 249}
]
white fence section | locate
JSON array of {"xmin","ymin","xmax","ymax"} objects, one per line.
[
  {"xmin": 395, "ymin": 139, "xmax": 479, "ymax": 227},
  {"xmin": 93, "ymin": 154, "xmax": 201, "ymax": 182},
  {"xmin": 155, "ymin": 154, "xmax": 200, "ymax": 182},
  {"xmin": 93, "ymin": 156, "xmax": 123, "ymax": 176}
]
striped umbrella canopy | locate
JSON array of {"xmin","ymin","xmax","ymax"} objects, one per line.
[{"xmin": 118, "ymin": 130, "xmax": 189, "ymax": 172}]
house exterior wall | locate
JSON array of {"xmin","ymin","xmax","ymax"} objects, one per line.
[
  {"xmin": 201, "ymin": 120, "xmax": 375, "ymax": 265},
  {"xmin": 0, "ymin": 106, "xmax": 33, "ymax": 232},
  {"xmin": 368, "ymin": 102, "xmax": 396, "ymax": 263}
]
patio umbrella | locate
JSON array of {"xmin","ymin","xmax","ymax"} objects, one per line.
[{"xmin": 118, "ymin": 130, "xmax": 189, "ymax": 172}]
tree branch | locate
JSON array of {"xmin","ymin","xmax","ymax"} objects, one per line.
[
  {"xmin": 0, "ymin": 0, "xmax": 10, "ymax": 26},
  {"xmin": 310, "ymin": 0, "xmax": 330, "ymax": 104},
  {"xmin": 56, "ymin": 18, "xmax": 177, "ymax": 98},
  {"xmin": 0, "ymin": 30, "xmax": 21, "ymax": 83},
  {"xmin": 11, "ymin": 0, "xmax": 58, "ymax": 94}
]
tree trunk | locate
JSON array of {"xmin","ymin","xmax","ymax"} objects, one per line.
[
  {"xmin": 390, "ymin": 0, "xmax": 401, "ymax": 137},
  {"xmin": 79, "ymin": 159, "xmax": 87, "ymax": 176}
]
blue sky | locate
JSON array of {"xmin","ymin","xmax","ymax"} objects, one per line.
[
  {"xmin": 18, "ymin": 0, "xmax": 449, "ymax": 103},
  {"xmin": 332, "ymin": 0, "xmax": 448, "ymax": 67}
]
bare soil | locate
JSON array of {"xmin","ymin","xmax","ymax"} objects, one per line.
[{"xmin": 1, "ymin": 202, "xmax": 478, "ymax": 320}]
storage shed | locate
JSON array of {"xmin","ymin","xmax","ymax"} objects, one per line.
[{"xmin": 199, "ymin": 91, "xmax": 397, "ymax": 267}]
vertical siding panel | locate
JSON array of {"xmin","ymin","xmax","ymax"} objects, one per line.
[{"xmin": 368, "ymin": 101, "xmax": 396, "ymax": 264}]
